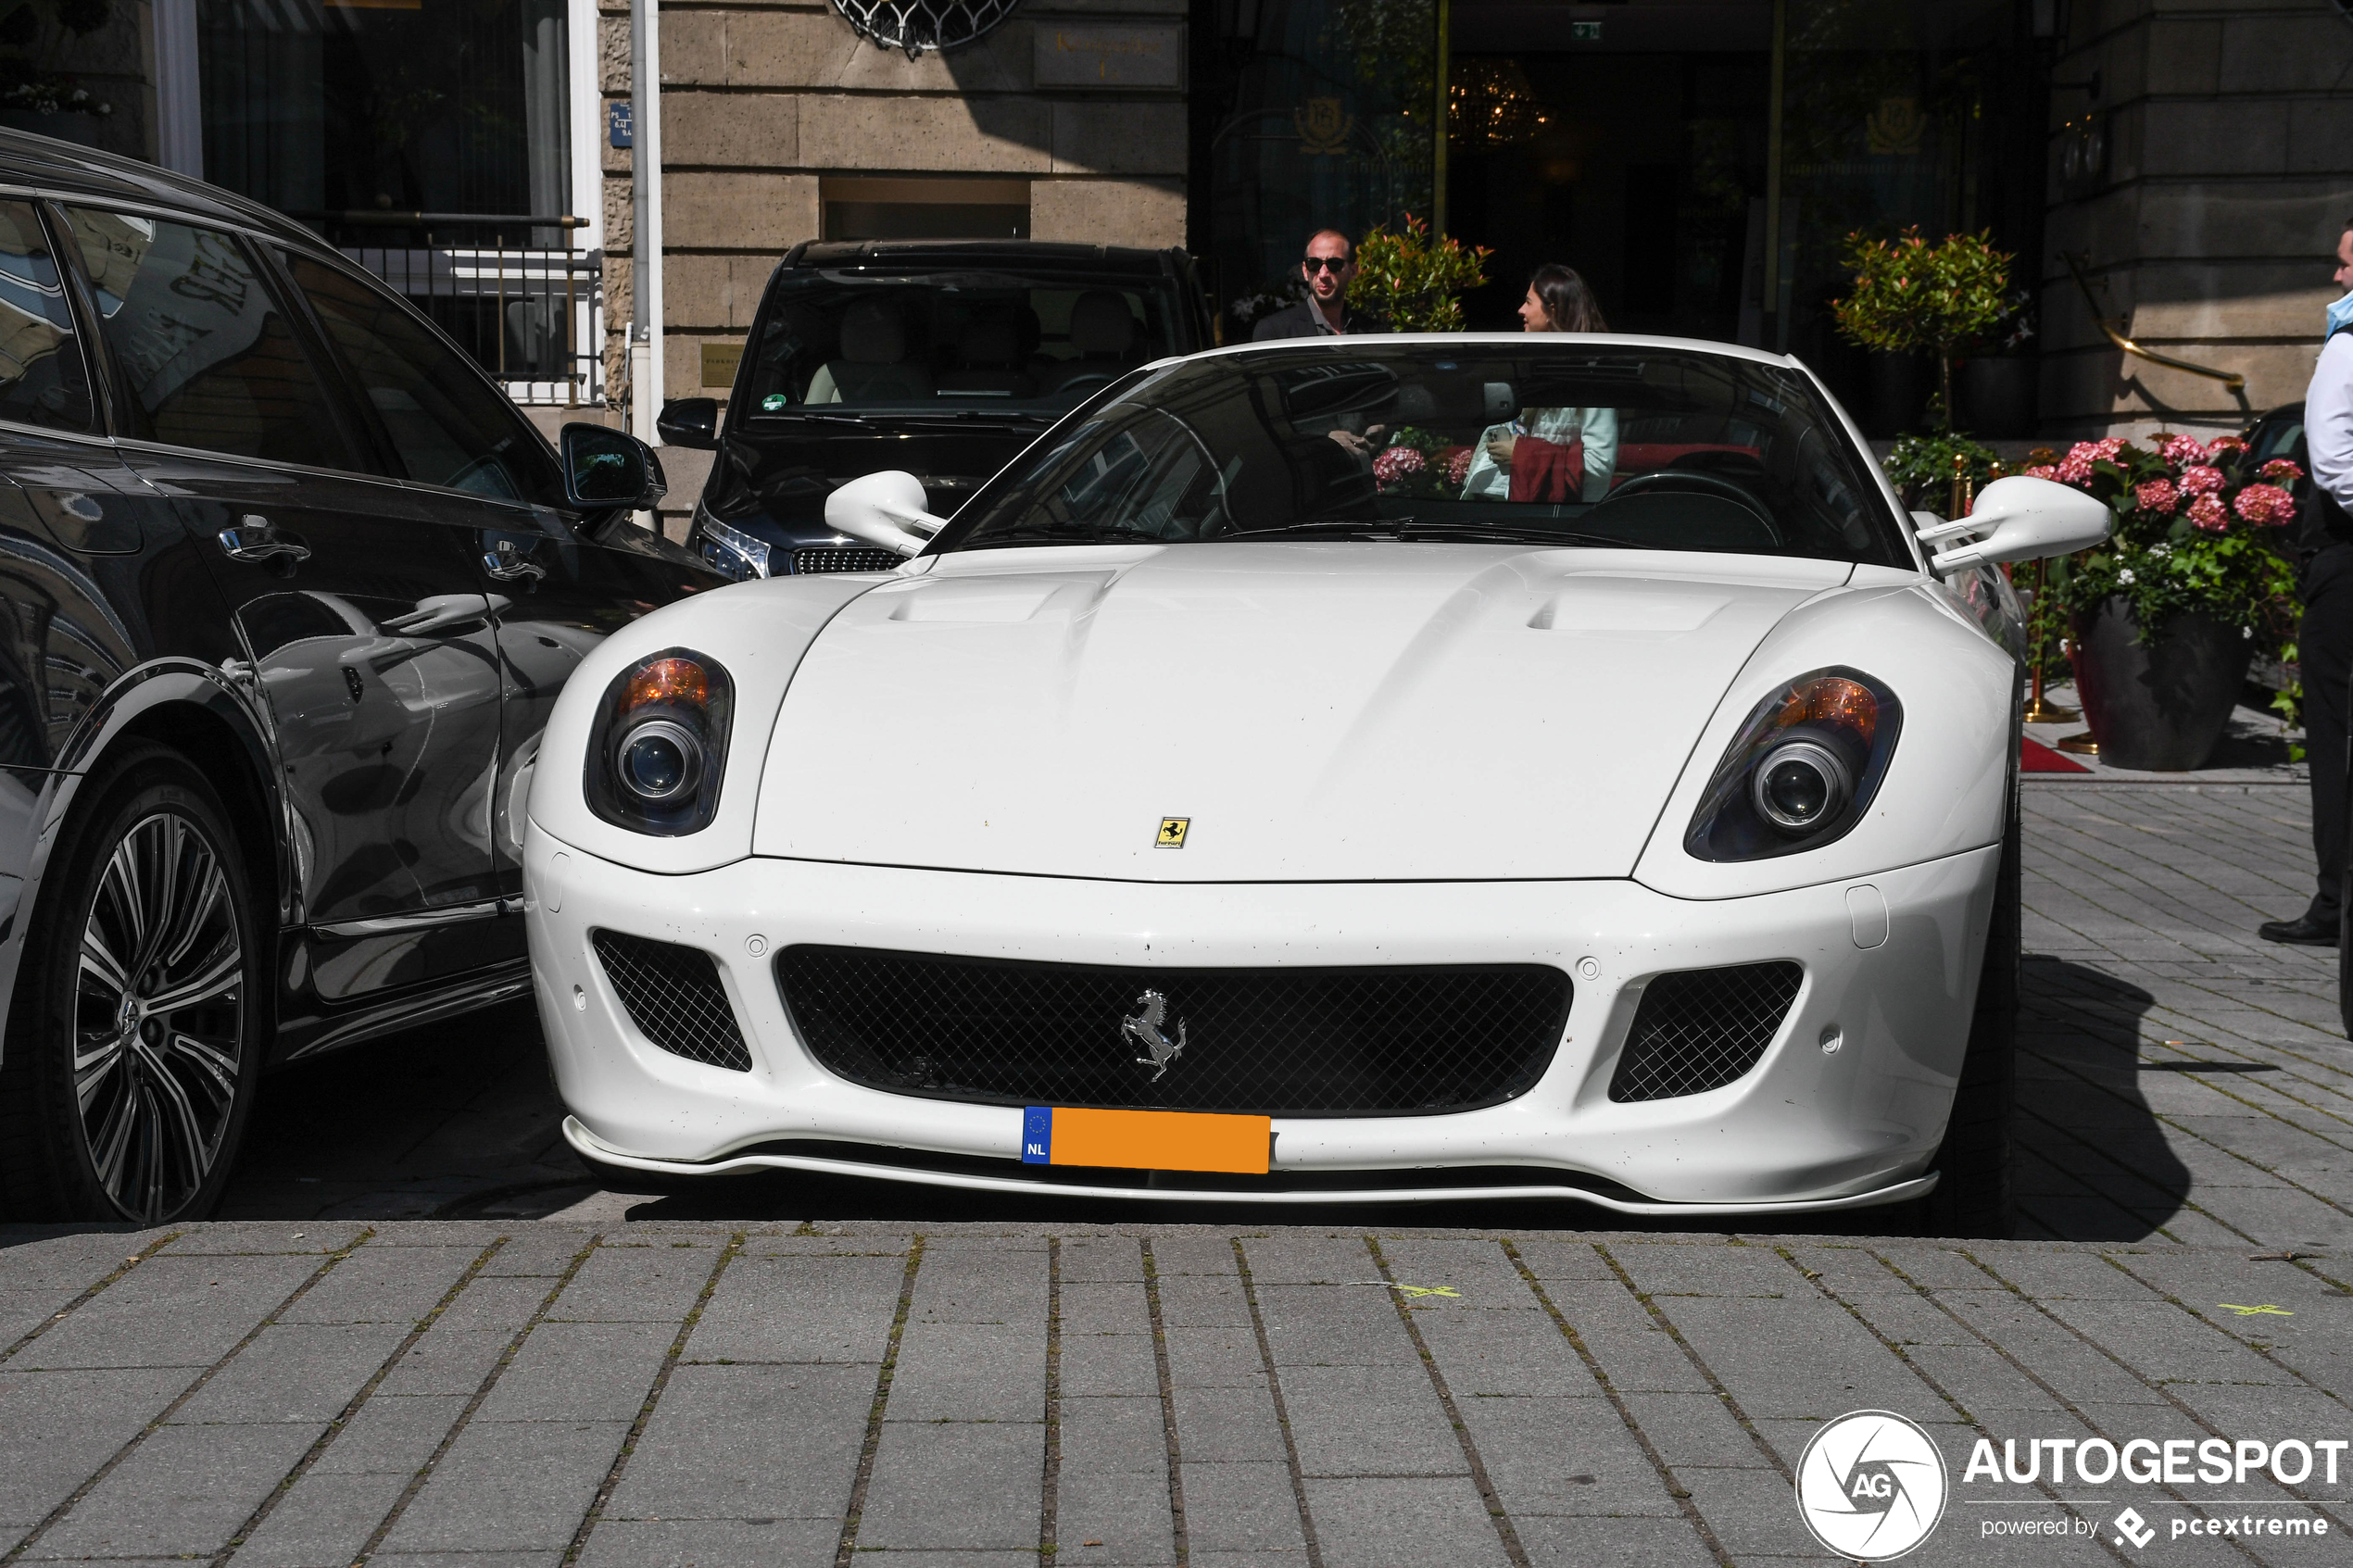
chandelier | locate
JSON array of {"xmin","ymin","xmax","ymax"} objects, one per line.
[{"xmin": 1449, "ymin": 59, "xmax": 1547, "ymax": 146}]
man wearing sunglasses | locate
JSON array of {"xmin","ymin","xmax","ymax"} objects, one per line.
[{"xmin": 1252, "ymin": 229, "xmax": 1384, "ymax": 340}]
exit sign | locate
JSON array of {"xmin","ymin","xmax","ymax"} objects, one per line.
[{"xmin": 1570, "ymin": 19, "xmax": 1603, "ymax": 39}]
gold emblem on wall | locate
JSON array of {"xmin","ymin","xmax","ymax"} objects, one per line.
[
  {"xmin": 1865, "ymin": 96, "xmax": 1924, "ymax": 156},
  {"xmin": 1294, "ymin": 97, "xmax": 1353, "ymax": 156}
]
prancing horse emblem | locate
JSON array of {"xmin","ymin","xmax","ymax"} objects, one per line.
[{"xmin": 1124, "ymin": 989, "xmax": 1187, "ymax": 1081}]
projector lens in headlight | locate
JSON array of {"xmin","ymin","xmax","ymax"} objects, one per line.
[
  {"xmin": 586, "ymin": 649, "xmax": 733, "ymax": 834},
  {"xmin": 1686, "ymin": 668, "xmax": 1901, "ymax": 862}
]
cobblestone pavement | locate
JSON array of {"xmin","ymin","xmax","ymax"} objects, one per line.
[
  {"xmin": 0, "ymin": 1221, "xmax": 2347, "ymax": 1566},
  {"xmin": 4, "ymin": 783, "xmax": 2353, "ymax": 1564}
]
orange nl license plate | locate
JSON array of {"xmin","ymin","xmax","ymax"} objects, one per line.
[{"xmin": 1021, "ymin": 1106, "xmax": 1271, "ymax": 1175}]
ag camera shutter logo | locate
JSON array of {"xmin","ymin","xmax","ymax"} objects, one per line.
[{"xmin": 1794, "ymin": 1411, "xmax": 1949, "ymax": 1560}]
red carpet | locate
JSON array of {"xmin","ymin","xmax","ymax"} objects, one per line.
[{"xmin": 2021, "ymin": 734, "xmax": 2090, "ymax": 773}]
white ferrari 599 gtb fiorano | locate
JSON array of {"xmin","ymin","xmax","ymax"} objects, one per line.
[{"xmin": 524, "ymin": 336, "xmax": 2108, "ymax": 1233}]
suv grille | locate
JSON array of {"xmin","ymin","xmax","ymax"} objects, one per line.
[
  {"xmin": 793, "ymin": 547, "xmax": 902, "ymax": 574},
  {"xmin": 593, "ymin": 931, "xmax": 752, "ymax": 1072},
  {"xmin": 774, "ymin": 947, "xmax": 1570, "ymax": 1116},
  {"xmin": 1607, "ymin": 961, "xmax": 1803, "ymax": 1102}
]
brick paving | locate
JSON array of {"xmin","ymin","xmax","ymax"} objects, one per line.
[{"xmin": 3, "ymin": 780, "xmax": 2351, "ymax": 1564}]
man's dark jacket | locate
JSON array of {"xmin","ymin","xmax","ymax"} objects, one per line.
[{"xmin": 1251, "ymin": 299, "xmax": 1385, "ymax": 340}]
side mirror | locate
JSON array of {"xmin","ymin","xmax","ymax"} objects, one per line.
[
  {"xmin": 824, "ymin": 470, "xmax": 947, "ymax": 558},
  {"xmin": 657, "ymin": 397, "xmax": 719, "ymax": 450},
  {"xmin": 1920, "ymin": 475, "xmax": 2110, "ymax": 574},
  {"xmin": 560, "ymin": 423, "xmax": 668, "ymax": 512}
]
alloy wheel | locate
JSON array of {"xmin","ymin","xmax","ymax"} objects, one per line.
[{"xmin": 69, "ymin": 809, "xmax": 245, "ymax": 1223}]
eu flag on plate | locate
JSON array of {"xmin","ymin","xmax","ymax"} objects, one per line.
[{"xmin": 1021, "ymin": 1106, "xmax": 1052, "ymax": 1164}]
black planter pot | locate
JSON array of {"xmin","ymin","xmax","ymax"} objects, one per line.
[
  {"xmin": 2070, "ymin": 596, "xmax": 2252, "ymax": 771},
  {"xmin": 0, "ymin": 109, "xmax": 100, "ymax": 146},
  {"xmin": 1958, "ymin": 356, "xmax": 2039, "ymax": 439}
]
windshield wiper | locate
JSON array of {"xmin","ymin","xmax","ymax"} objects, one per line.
[{"xmin": 1232, "ymin": 518, "xmax": 1647, "ymax": 548}]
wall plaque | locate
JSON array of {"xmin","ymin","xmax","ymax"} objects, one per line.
[{"xmin": 1034, "ymin": 24, "xmax": 1181, "ymax": 88}]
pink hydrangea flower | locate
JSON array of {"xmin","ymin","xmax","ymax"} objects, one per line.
[
  {"xmin": 2021, "ymin": 464, "xmax": 2057, "ymax": 481},
  {"xmin": 2233, "ymin": 483, "xmax": 2296, "ymax": 525},
  {"xmin": 2177, "ymin": 464, "xmax": 2223, "ymax": 495},
  {"xmin": 2187, "ymin": 493, "xmax": 2228, "ymax": 531},
  {"xmin": 2055, "ymin": 453, "xmax": 2095, "ymax": 484},
  {"xmin": 2133, "ymin": 478, "xmax": 2179, "ymax": 514},
  {"xmin": 1441, "ymin": 445, "xmax": 1474, "ymax": 486},
  {"xmin": 2159, "ymin": 433, "xmax": 2208, "ymax": 466},
  {"xmin": 2262, "ymin": 458, "xmax": 2305, "ymax": 483},
  {"xmin": 2206, "ymin": 435, "xmax": 2246, "ymax": 460},
  {"xmin": 1372, "ymin": 445, "xmax": 1425, "ymax": 488}
]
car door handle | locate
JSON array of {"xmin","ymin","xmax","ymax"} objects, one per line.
[
  {"xmin": 217, "ymin": 517, "xmax": 311, "ymax": 564},
  {"xmin": 481, "ymin": 540, "xmax": 547, "ymax": 583}
]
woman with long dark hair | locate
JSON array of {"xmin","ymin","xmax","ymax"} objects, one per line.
[{"xmin": 1460, "ymin": 265, "xmax": 1619, "ymax": 503}]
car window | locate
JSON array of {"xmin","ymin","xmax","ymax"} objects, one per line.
[
  {"xmin": 741, "ymin": 270, "xmax": 1182, "ymax": 416},
  {"xmin": 945, "ymin": 345, "xmax": 1907, "ymax": 567},
  {"xmin": 61, "ymin": 208, "xmax": 355, "ymax": 469},
  {"xmin": 283, "ymin": 252, "xmax": 560, "ymax": 506},
  {"xmin": 0, "ymin": 203, "xmax": 91, "ymax": 433}
]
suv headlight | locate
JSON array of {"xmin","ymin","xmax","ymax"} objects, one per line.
[
  {"xmin": 698, "ymin": 509, "xmax": 772, "ymax": 580},
  {"xmin": 585, "ymin": 648, "xmax": 734, "ymax": 835},
  {"xmin": 1684, "ymin": 667, "xmax": 1902, "ymax": 862}
]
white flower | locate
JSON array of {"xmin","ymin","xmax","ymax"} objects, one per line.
[
  {"xmin": 2118, "ymin": 568, "xmax": 2136, "ymax": 585},
  {"xmin": 2149, "ymin": 543, "xmax": 2171, "ymax": 557},
  {"xmin": 2243, "ymin": 626, "xmax": 2255, "ymax": 640}
]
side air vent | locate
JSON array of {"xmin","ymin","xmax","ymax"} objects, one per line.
[
  {"xmin": 1607, "ymin": 961, "xmax": 1804, "ymax": 1102},
  {"xmin": 591, "ymin": 930, "xmax": 752, "ymax": 1072}
]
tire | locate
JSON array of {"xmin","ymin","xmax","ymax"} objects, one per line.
[
  {"xmin": 1921, "ymin": 783, "xmax": 2020, "ymax": 1238},
  {"xmin": 0, "ymin": 747, "xmax": 267, "ymax": 1223}
]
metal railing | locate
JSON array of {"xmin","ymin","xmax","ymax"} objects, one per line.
[
  {"xmin": 300, "ymin": 212, "xmax": 603, "ymax": 407},
  {"xmin": 2061, "ymin": 250, "xmax": 2246, "ymax": 394}
]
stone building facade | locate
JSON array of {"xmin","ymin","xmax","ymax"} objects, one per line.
[{"xmin": 2041, "ymin": 0, "xmax": 2353, "ymax": 441}]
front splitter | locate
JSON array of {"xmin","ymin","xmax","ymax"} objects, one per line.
[{"xmin": 564, "ymin": 1116, "xmax": 1938, "ymax": 1217}]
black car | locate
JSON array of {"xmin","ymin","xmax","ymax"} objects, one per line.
[
  {"xmin": 0, "ymin": 130, "xmax": 711, "ymax": 1223},
  {"xmin": 662, "ymin": 240, "xmax": 1214, "ymax": 579}
]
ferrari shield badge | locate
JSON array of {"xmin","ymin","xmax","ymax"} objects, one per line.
[{"xmin": 1156, "ymin": 816, "xmax": 1189, "ymax": 848}]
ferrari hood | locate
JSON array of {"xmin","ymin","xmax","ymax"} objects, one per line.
[{"xmin": 752, "ymin": 544, "xmax": 1849, "ymax": 880}]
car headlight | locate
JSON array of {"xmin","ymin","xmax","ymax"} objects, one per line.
[
  {"xmin": 585, "ymin": 648, "xmax": 734, "ymax": 835},
  {"xmin": 1684, "ymin": 667, "xmax": 1902, "ymax": 861},
  {"xmin": 698, "ymin": 509, "xmax": 772, "ymax": 580}
]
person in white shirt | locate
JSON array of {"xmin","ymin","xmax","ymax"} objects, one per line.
[
  {"xmin": 2259, "ymin": 216, "xmax": 2353, "ymax": 946},
  {"xmin": 1459, "ymin": 266, "xmax": 1618, "ymax": 503}
]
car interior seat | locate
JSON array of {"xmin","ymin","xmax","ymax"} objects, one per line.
[
  {"xmin": 1042, "ymin": 291, "xmax": 1139, "ymax": 395},
  {"xmin": 805, "ymin": 298, "xmax": 932, "ymax": 403}
]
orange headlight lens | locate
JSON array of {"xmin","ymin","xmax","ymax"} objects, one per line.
[
  {"xmin": 623, "ymin": 656, "xmax": 711, "ymax": 713},
  {"xmin": 1773, "ymin": 675, "xmax": 1878, "ymax": 744}
]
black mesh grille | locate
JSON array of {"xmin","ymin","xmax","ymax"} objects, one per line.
[
  {"xmin": 793, "ymin": 547, "xmax": 902, "ymax": 574},
  {"xmin": 593, "ymin": 931, "xmax": 752, "ymax": 1072},
  {"xmin": 775, "ymin": 947, "xmax": 1571, "ymax": 1116},
  {"xmin": 1607, "ymin": 961, "xmax": 1804, "ymax": 1102}
]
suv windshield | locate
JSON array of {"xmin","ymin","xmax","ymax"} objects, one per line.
[
  {"xmin": 742, "ymin": 269, "xmax": 1183, "ymax": 417},
  {"xmin": 941, "ymin": 344, "xmax": 1910, "ymax": 567}
]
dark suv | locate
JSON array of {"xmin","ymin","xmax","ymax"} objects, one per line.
[
  {"xmin": 663, "ymin": 240, "xmax": 1214, "ymax": 579},
  {"xmin": 0, "ymin": 130, "xmax": 709, "ymax": 1223}
]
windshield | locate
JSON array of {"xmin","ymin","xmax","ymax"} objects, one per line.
[
  {"xmin": 741, "ymin": 269, "xmax": 1184, "ymax": 418},
  {"xmin": 938, "ymin": 344, "xmax": 1909, "ymax": 566}
]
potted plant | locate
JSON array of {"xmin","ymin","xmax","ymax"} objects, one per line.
[
  {"xmin": 0, "ymin": 0, "xmax": 115, "ymax": 146},
  {"xmin": 1346, "ymin": 213, "xmax": 1491, "ymax": 332},
  {"xmin": 1831, "ymin": 226, "xmax": 2011, "ymax": 432},
  {"xmin": 2029, "ymin": 434, "xmax": 2301, "ymax": 770}
]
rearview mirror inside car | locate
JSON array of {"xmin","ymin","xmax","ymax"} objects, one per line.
[
  {"xmin": 657, "ymin": 397, "xmax": 719, "ymax": 450},
  {"xmin": 1922, "ymin": 475, "xmax": 2111, "ymax": 575},
  {"xmin": 824, "ymin": 470, "xmax": 946, "ymax": 558},
  {"xmin": 560, "ymin": 424, "xmax": 669, "ymax": 512}
]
